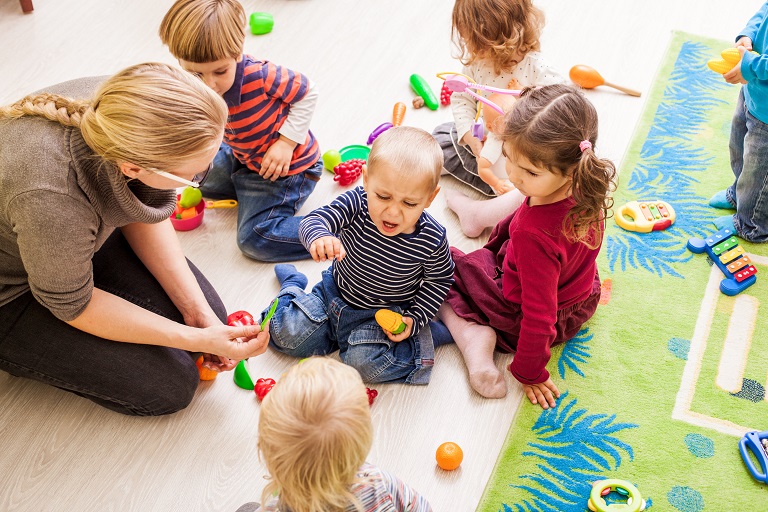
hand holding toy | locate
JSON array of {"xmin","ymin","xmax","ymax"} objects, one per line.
[
  {"xmin": 569, "ymin": 65, "xmax": 641, "ymax": 97},
  {"xmin": 708, "ymin": 47, "xmax": 758, "ymax": 74},
  {"xmin": 375, "ymin": 309, "xmax": 406, "ymax": 335}
]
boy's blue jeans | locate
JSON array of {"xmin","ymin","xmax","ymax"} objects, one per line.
[
  {"xmin": 726, "ymin": 88, "xmax": 768, "ymax": 242},
  {"xmin": 264, "ymin": 270, "xmax": 435, "ymax": 385},
  {"xmin": 201, "ymin": 143, "xmax": 323, "ymax": 262}
]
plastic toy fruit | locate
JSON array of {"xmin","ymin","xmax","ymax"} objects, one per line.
[
  {"xmin": 366, "ymin": 387, "xmax": 378, "ymax": 406},
  {"xmin": 375, "ymin": 309, "xmax": 406, "ymax": 335},
  {"xmin": 409, "ymin": 74, "xmax": 439, "ymax": 110},
  {"xmin": 333, "ymin": 159, "xmax": 365, "ymax": 186},
  {"xmin": 436, "ymin": 441, "xmax": 463, "ymax": 470},
  {"xmin": 227, "ymin": 310, "xmax": 256, "ymax": 327},
  {"xmin": 322, "ymin": 150, "xmax": 342, "ymax": 172},
  {"xmin": 249, "ymin": 12, "xmax": 274, "ymax": 35},
  {"xmin": 195, "ymin": 355, "xmax": 218, "ymax": 381},
  {"xmin": 254, "ymin": 378, "xmax": 276, "ymax": 401},
  {"xmin": 707, "ymin": 47, "xmax": 759, "ymax": 74},
  {"xmin": 440, "ymin": 82, "xmax": 453, "ymax": 106},
  {"xmin": 233, "ymin": 360, "xmax": 254, "ymax": 390},
  {"xmin": 179, "ymin": 186, "xmax": 203, "ymax": 208}
]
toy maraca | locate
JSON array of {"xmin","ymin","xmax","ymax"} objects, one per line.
[{"xmin": 569, "ymin": 65, "xmax": 641, "ymax": 97}]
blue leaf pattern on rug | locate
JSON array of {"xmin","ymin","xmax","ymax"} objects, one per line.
[
  {"xmin": 667, "ymin": 337, "xmax": 691, "ymax": 360},
  {"xmin": 684, "ymin": 433, "xmax": 714, "ymax": 458},
  {"xmin": 607, "ymin": 41, "xmax": 730, "ymax": 278},
  {"xmin": 506, "ymin": 393, "xmax": 639, "ymax": 511},
  {"xmin": 730, "ymin": 378, "xmax": 766, "ymax": 403},
  {"xmin": 667, "ymin": 486, "xmax": 704, "ymax": 511},
  {"xmin": 557, "ymin": 328, "xmax": 592, "ymax": 379}
]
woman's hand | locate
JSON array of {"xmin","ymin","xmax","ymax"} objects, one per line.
[
  {"xmin": 198, "ymin": 323, "xmax": 270, "ymax": 372},
  {"xmin": 309, "ymin": 235, "xmax": 346, "ymax": 262},
  {"xmin": 383, "ymin": 316, "xmax": 414, "ymax": 342},
  {"xmin": 261, "ymin": 136, "xmax": 297, "ymax": 181},
  {"xmin": 523, "ymin": 378, "xmax": 560, "ymax": 410}
]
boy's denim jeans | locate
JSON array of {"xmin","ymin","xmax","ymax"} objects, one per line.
[
  {"xmin": 0, "ymin": 230, "xmax": 227, "ymax": 416},
  {"xmin": 727, "ymin": 88, "xmax": 768, "ymax": 242},
  {"xmin": 265, "ymin": 270, "xmax": 435, "ymax": 385},
  {"xmin": 201, "ymin": 143, "xmax": 322, "ymax": 262}
]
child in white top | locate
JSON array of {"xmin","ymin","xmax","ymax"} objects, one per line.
[{"xmin": 433, "ymin": 0, "xmax": 565, "ymax": 236}]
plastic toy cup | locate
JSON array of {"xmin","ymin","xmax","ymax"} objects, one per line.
[
  {"xmin": 170, "ymin": 194, "xmax": 205, "ymax": 231},
  {"xmin": 250, "ymin": 12, "xmax": 274, "ymax": 35}
]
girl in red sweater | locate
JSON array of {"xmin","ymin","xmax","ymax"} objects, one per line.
[{"xmin": 439, "ymin": 84, "xmax": 616, "ymax": 408}]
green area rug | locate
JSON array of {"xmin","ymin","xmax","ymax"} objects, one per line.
[{"xmin": 478, "ymin": 31, "xmax": 768, "ymax": 512}]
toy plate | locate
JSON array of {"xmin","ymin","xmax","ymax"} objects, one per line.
[{"xmin": 339, "ymin": 145, "xmax": 371, "ymax": 162}]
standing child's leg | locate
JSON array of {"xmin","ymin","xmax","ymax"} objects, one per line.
[
  {"xmin": 233, "ymin": 161, "xmax": 323, "ymax": 262},
  {"xmin": 437, "ymin": 303, "xmax": 506, "ymax": 398},
  {"xmin": 444, "ymin": 188, "xmax": 525, "ymax": 238}
]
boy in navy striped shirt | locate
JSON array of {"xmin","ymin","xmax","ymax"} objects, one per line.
[
  {"xmin": 265, "ymin": 127, "xmax": 455, "ymax": 385},
  {"xmin": 160, "ymin": 0, "xmax": 322, "ymax": 262}
]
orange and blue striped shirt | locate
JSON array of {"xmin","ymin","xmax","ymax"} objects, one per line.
[{"xmin": 222, "ymin": 55, "xmax": 320, "ymax": 175}]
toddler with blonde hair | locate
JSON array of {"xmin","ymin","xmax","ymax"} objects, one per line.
[{"xmin": 235, "ymin": 357, "xmax": 432, "ymax": 512}]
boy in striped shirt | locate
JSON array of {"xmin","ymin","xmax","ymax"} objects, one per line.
[
  {"xmin": 160, "ymin": 0, "xmax": 322, "ymax": 262},
  {"xmin": 265, "ymin": 127, "xmax": 455, "ymax": 385}
]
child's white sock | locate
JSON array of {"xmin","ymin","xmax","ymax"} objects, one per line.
[{"xmin": 445, "ymin": 188, "xmax": 525, "ymax": 238}]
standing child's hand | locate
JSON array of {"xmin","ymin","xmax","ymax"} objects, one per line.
[
  {"xmin": 261, "ymin": 136, "xmax": 297, "ymax": 181},
  {"xmin": 309, "ymin": 236, "xmax": 346, "ymax": 262},
  {"xmin": 383, "ymin": 316, "xmax": 413, "ymax": 342},
  {"xmin": 523, "ymin": 378, "xmax": 560, "ymax": 410},
  {"xmin": 724, "ymin": 46, "xmax": 749, "ymax": 85},
  {"xmin": 735, "ymin": 36, "xmax": 753, "ymax": 51}
]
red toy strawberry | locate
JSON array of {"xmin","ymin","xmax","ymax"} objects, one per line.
[
  {"xmin": 255, "ymin": 378, "xmax": 276, "ymax": 401},
  {"xmin": 366, "ymin": 387, "xmax": 378, "ymax": 407},
  {"xmin": 440, "ymin": 82, "xmax": 453, "ymax": 106},
  {"xmin": 227, "ymin": 310, "xmax": 256, "ymax": 327},
  {"xmin": 333, "ymin": 159, "xmax": 365, "ymax": 186}
]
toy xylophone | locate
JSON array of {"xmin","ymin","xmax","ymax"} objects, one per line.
[{"xmin": 687, "ymin": 227, "xmax": 757, "ymax": 296}]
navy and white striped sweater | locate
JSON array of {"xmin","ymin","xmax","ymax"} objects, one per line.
[{"xmin": 299, "ymin": 186, "xmax": 454, "ymax": 334}]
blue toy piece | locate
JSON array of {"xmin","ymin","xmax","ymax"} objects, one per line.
[
  {"xmin": 687, "ymin": 227, "xmax": 757, "ymax": 296},
  {"xmin": 739, "ymin": 430, "xmax": 768, "ymax": 484}
]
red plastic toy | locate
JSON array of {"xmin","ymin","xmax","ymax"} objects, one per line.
[
  {"xmin": 440, "ymin": 82, "xmax": 453, "ymax": 106},
  {"xmin": 333, "ymin": 159, "xmax": 365, "ymax": 186},
  {"xmin": 255, "ymin": 378, "xmax": 276, "ymax": 401},
  {"xmin": 227, "ymin": 310, "xmax": 256, "ymax": 327},
  {"xmin": 366, "ymin": 387, "xmax": 378, "ymax": 406}
]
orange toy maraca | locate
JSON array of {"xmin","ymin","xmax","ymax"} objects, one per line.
[{"xmin": 569, "ymin": 65, "xmax": 641, "ymax": 97}]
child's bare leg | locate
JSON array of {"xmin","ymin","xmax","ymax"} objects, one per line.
[
  {"xmin": 437, "ymin": 303, "xmax": 506, "ymax": 398},
  {"xmin": 444, "ymin": 188, "xmax": 525, "ymax": 238}
]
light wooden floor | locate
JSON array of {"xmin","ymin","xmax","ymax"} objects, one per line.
[{"xmin": 0, "ymin": 0, "xmax": 762, "ymax": 510}]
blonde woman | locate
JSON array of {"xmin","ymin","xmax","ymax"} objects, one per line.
[
  {"xmin": 237, "ymin": 357, "xmax": 432, "ymax": 512},
  {"xmin": 0, "ymin": 63, "xmax": 269, "ymax": 415}
]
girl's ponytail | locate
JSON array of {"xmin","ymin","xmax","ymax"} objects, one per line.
[{"xmin": 567, "ymin": 144, "xmax": 617, "ymax": 249}]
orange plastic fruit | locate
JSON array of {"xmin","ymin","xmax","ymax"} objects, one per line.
[
  {"xmin": 436, "ymin": 442, "xmax": 463, "ymax": 470},
  {"xmin": 195, "ymin": 355, "xmax": 218, "ymax": 381}
]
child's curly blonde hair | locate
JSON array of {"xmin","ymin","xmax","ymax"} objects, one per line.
[
  {"xmin": 452, "ymin": 0, "xmax": 545, "ymax": 75},
  {"xmin": 258, "ymin": 357, "xmax": 373, "ymax": 512}
]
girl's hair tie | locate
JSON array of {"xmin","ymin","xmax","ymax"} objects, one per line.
[{"xmin": 579, "ymin": 140, "xmax": 592, "ymax": 152}]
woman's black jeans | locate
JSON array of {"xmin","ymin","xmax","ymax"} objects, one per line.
[{"xmin": 0, "ymin": 230, "xmax": 227, "ymax": 416}]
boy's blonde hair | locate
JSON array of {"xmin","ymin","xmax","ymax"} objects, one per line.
[
  {"xmin": 0, "ymin": 62, "xmax": 228, "ymax": 172},
  {"xmin": 258, "ymin": 358, "xmax": 373, "ymax": 512},
  {"xmin": 159, "ymin": 0, "xmax": 246, "ymax": 62},
  {"xmin": 452, "ymin": 0, "xmax": 544, "ymax": 75},
  {"xmin": 367, "ymin": 126, "xmax": 443, "ymax": 190}
]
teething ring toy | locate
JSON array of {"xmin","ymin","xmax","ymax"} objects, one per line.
[{"xmin": 587, "ymin": 479, "xmax": 645, "ymax": 512}]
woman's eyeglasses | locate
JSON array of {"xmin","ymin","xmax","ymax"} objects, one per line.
[{"xmin": 146, "ymin": 161, "xmax": 213, "ymax": 188}]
